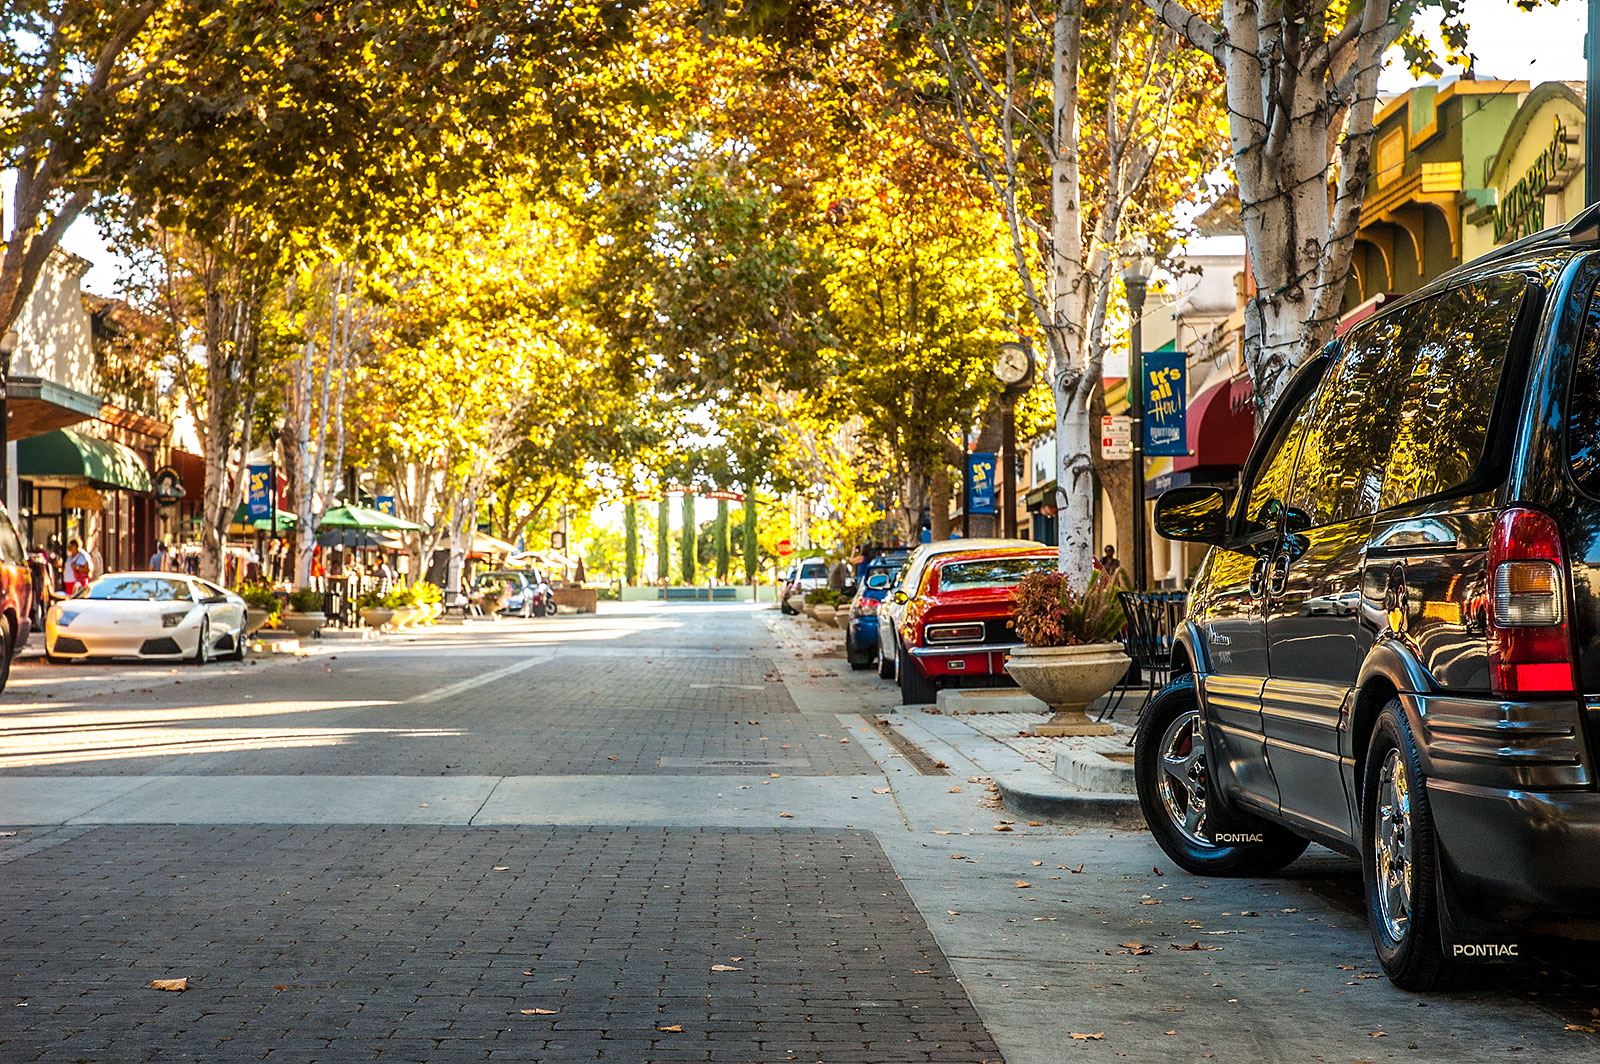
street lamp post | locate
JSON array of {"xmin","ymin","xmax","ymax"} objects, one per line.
[{"xmin": 1121, "ymin": 248, "xmax": 1156, "ymax": 591}]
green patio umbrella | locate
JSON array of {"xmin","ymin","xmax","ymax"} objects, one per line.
[
  {"xmin": 317, "ymin": 504, "xmax": 428, "ymax": 532},
  {"xmin": 230, "ymin": 504, "xmax": 298, "ymax": 531}
]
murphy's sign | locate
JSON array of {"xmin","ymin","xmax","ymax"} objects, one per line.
[{"xmin": 1494, "ymin": 117, "xmax": 1574, "ymax": 243}]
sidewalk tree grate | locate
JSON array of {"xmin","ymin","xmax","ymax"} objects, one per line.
[{"xmin": 863, "ymin": 715, "xmax": 949, "ymax": 775}]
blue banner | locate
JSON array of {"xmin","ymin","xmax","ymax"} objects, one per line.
[
  {"xmin": 1143, "ymin": 352, "xmax": 1188, "ymax": 457},
  {"xmin": 375, "ymin": 495, "xmax": 395, "ymax": 515},
  {"xmin": 247, "ymin": 465, "xmax": 273, "ymax": 521},
  {"xmin": 967, "ymin": 452, "xmax": 997, "ymax": 516}
]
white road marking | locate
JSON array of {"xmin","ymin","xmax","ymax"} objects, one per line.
[{"xmin": 403, "ymin": 651, "xmax": 554, "ymax": 703}]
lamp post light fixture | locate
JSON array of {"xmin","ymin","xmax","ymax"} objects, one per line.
[{"xmin": 1120, "ymin": 245, "xmax": 1156, "ymax": 591}]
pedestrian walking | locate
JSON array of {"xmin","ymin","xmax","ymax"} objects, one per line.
[
  {"xmin": 149, "ymin": 540, "xmax": 169, "ymax": 571},
  {"xmin": 1100, "ymin": 545, "xmax": 1120, "ymax": 576},
  {"xmin": 64, "ymin": 538, "xmax": 92, "ymax": 596}
]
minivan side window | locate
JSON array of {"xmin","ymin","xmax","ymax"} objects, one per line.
[
  {"xmin": 1288, "ymin": 313, "xmax": 1416, "ymax": 526},
  {"xmin": 1379, "ymin": 276, "xmax": 1526, "ymax": 509},
  {"xmin": 1241, "ymin": 385, "xmax": 1319, "ymax": 535}
]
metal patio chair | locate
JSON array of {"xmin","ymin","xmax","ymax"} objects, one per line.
[{"xmin": 1100, "ymin": 590, "xmax": 1188, "ymax": 722}]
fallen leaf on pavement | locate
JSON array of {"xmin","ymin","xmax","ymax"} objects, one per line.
[
  {"xmin": 873, "ymin": 788, "xmax": 890, "ymax": 794},
  {"xmin": 659, "ymin": 1025, "xmax": 683, "ymax": 1033},
  {"xmin": 779, "ymin": 812, "xmax": 794, "ymax": 818},
  {"xmin": 1369, "ymin": 1032, "xmax": 1388, "ymax": 1038},
  {"xmin": 947, "ymin": 910, "xmax": 960, "ymax": 916},
  {"xmin": 1070, "ymin": 864, "xmax": 1085, "ymax": 873},
  {"xmin": 839, "ymin": 738, "xmax": 850, "ymax": 743},
  {"xmin": 1015, "ymin": 880, "xmax": 1032, "ymax": 888},
  {"xmin": 520, "ymin": 1008, "xmax": 558, "ymax": 1015},
  {"xmin": 951, "ymin": 854, "xmax": 966, "ymax": 860},
  {"xmin": 1153, "ymin": 866, "xmax": 1164, "ymax": 876},
  {"xmin": 492, "ymin": 866, "xmax": 510, "ymax": 871},
  {"xmin": 949, "ymin": 786, "xmax": 962, "ymax": 793},
  {"xmin": 1141, "ymin": 899, "xmax": 1162, "ymax": 905},
  {"xmin": 933, "ymin": 760, "xmax": 948, "ymax": 768},
  {"xmin": 931, "ymin": 829, "xmax": 951, "ymax": 835},
  {"xmin": 914, "ymin": 969, "xmax": 932, "ymax": 974},
  {"xmin": 769, "ymin": 773, "xmax": 781, "ymax": 778},
  {"xmin": 994, "ymin": 825, "xmax": 1013, "ymax": 832},
  {"xmin": 1171, "ymin": 942, "xmax": 1221, "ymax": 951},
  {"xmin": 1069, "ymin": 1032, "xmax": 1104, "ymax": 1040},
  {"xmin": 1032, "ymin": 861, "xmax": 1044, "ymax": 866},
  {"xmin": 608, "ymin": 756, "xmax": 618, "ymax": 761},
  {"xmin": 151, "ymin": 978, "xmax": 187, "ymax": 992},
  {"xmin": 1028, "ymin": 820, "xmax": 1043, "ymax": 826},
  {"xmin": 711, "ymin": 964, "xmax": 743, "ymax": 972}
]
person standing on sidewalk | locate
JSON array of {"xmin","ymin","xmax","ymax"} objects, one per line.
[
  {"xmin": 149, "ymin": 541, "xmax": 169, "ymax": 571},
  {"xmin": 64, "ymin": 538, "xmax": 92, "ymax": 596}
]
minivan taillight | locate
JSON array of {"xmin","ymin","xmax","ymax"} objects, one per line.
[{"xmin": 1487, "ymin": 508, "xmax": 1576, "ymax": 696}]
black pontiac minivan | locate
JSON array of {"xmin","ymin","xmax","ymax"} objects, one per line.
[{"xmin": 1136, "ymin": 207, "xmax": 1600, "ymax": 989}]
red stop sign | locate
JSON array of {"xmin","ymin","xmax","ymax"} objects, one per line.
[{"xmin": 776, "ymin": 538, "xmax": 794, "ymax": 556}]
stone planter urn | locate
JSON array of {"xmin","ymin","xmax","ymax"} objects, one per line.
[
  {"xmin": 245, "ymin": 607, "xmax": 272, "ymax": 636},
  {"xmin": 361, "ymin": 607, "xmax": 395, "ymax": 630},
  {"xmin": 833, "ymin": 609, "xmax": 851, "ymax": 630},
  {"xmin": 786, "ymin": 594, "xmax": 807, "ymax": 615},
  {"xmin": 280, "ymin": 610, "xmax": 327, "ymax": 639},
  {"xmin": 814, "ymin": 604, "xmax": 836, "ymax": 625},
  {"xmin": 1005, "ymin": 643, "xmax": 1130, "ymax": 737},
  {"xmin": 391, "ymin": 605, "xmax": 422, "ymax": 628}
]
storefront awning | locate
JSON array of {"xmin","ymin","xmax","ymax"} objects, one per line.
[
  {"xmin": 1174, "ymin": 379, "xmax": 1255, "ymax": 473},
  {"xmin": 17, "ymin": 427, "xmax": 152, "ymax": 492},
  {"xmin": 5, "ymin": 375, "xmax": 102, "ymax": 441}
]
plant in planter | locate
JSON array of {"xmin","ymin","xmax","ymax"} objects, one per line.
[
  {"xmin": 383, "ymin": 584, "xmax": 422, "ymax": 626},
  {"xmin": 281, "ymin": 587, "xmax": 328, "ymax": 638},
  {"xmin": 413, "ymin": 580, "xmax": 443, "ymax": 622},
  {"xmin": 236, "ymin": 580, "xmax": 280, "ymax": 634},
  {"xmin": 1005, "ymin": 570, "xmax": 1129, "ymax": 737},
  {"xmin": 356, "ymin": 589, "xmax": 395, "ymax": 630}
]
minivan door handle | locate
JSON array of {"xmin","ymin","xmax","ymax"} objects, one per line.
[
  {"xmin": 1267, "ymin": 552, "xmax": 1291, "ymax": 597},
  {"xmin": 1249, "ymin": 555, "xmax": 1270, "ymax": 597}
]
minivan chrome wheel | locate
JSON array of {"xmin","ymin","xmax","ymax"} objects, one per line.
[
  {"xmin": 1135, "ymin": 676, "xmax": 1309, "ymax": 878},
  {"xmin": 1157, "ymin": 707, "xmax": 1212, "ymax": 847},
  {"xmin": 1373, "ymin": 747, "xmax": 1413, "ymax": 943}
]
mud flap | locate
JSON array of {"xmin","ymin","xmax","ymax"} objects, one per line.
[
  {"xmin": 1188, "ymin": 714, "xmax": 1275, "ymax": 849},
  {"xmin": 1435, "ymin": 853, "xmax": 1521, "ymax": 964}
]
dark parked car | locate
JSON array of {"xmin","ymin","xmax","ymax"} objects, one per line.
[
  {"xmin": 1137, "ymin": 207, "xmax": 1600, "ymax": 989},
  {"xmin": 0, "ymin": 503, "xmax": 30, "ymax": 691},
  {"xmin": 844, "ymin": 551, "xmax": 909, "ymax": 670}
]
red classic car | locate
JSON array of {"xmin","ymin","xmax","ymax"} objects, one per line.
[{"xmin": 893, "ymin": 544, "xmax": 1057, "ymax": 704}]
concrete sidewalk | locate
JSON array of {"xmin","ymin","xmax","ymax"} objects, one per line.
[{"xmin": 761, "ymin": 609, "xmax": 1146, "ymax": 828}]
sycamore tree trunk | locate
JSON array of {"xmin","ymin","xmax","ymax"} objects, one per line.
[
  {"xmin": 1047, "ymin": 0, "xmax": 1096, "ymax": 587},
  {"xmin": 1147, "ymin": 0, "xmax": 1396, "ymax": 415},
  {"xmin": 444, "ymin": 490, "xmax": 476, "ymax": 603},
  {"xmin": 929, "ymin": 460, "xmax": 953, "ymax": 542}
]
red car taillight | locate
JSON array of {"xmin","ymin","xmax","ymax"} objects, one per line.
[
  {"xmin": 857, "ymin": 598, "xmax": 878, "ymax": 616},
  {"xmin": 1487, "ymin": 508, "xmax": 1576, "ymax": 696}
]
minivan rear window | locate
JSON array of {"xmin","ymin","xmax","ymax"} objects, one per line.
[
  {"xmin": 1567, "ymin": 288, "xmax": 1600, "ymax": 496},
  {"xmin": 1378, "ymin": 275, "xmax": 1526, "ymax": 509}
]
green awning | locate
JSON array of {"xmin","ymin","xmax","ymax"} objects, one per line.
[{"xmin": 17, "ymin": 427, "xmax": 152, "ymax": 492}]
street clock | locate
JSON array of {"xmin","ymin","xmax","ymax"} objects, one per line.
[{"xmin": 994, "ymin": 341, "xmax": 1033, "ymax": 386}]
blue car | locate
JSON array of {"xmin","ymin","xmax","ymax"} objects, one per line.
[{"xmin": 845, "ymin": 552, "xmax": 909, "ymax": 670}]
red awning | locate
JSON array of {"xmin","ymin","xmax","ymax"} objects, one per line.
[
  {"xmin": 1175, "ymin": 379, "xmax": 1255, "ymax": 472},
  {"xmin": 1337, "ymin": 292, "xmax": 1396, "ymax": 336}
]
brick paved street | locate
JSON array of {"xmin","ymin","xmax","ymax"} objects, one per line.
[{"xmin": 4, "ymin": 603, "xmax": 1600, "ymax": 1063}]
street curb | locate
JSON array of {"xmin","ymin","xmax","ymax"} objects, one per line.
[
  {"xmin": 1053, "ymin": 747, "xmax": 1136, "ymax": 794},
  {"xmin": 994, "ymin": 772, "xmax": 1146, "ymax": 830}
]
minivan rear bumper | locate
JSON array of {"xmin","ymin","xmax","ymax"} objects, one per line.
[{"xmin": 1429, "ymin": 778, "xmax": 1600, "ymax": 913}]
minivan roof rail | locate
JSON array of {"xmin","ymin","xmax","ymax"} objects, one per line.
[{"xmin": 1467, "ymin": 201, "xmax": 1600, "ymax": 269}]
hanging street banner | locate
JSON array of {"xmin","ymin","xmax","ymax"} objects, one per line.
[
  {"xmin": 247, "ymin": 465, "xmax": 273, "ymax": 521},
  {"xmin": 375, "ymin": 495, "xmax": 396, "ymax": 515},
  {"xmin": 967, "ymin": 452, "xmax": 997, "ymax": 515},
  {"xmin": 1143, "ymin": 352, "xmax": 1188, "ymax": 457}
]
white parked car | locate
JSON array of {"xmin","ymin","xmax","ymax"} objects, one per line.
[{"xmin": 45, "ymin": 572, "xmax": 248, "ymax": 665}]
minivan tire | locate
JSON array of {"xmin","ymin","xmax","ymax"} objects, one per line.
[
  {"xmin": 1362, "ymin": 699, "xmax": 1468, "ymax": 991},
  {"xmin": 1135, "ymin": 676, "xmax": 1309, "ymax": 876},
  {"xmin": 877, "ymin": 638, "xmax": 896, "ymax": 680}
]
